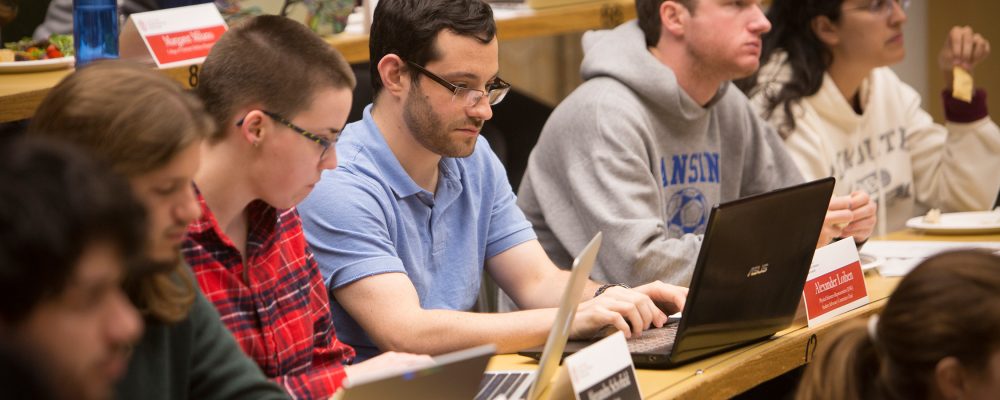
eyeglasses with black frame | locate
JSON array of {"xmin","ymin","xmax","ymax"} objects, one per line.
[
  {"xmin": 405, "ymin": 60, "xmax": 511, "ymax": 107},
  {"xmin": 236, "ymin": 110, "xmax": 333, "ymax": 161},
  {"xmin": 845, "ymin": 0, "xmax": 910, "ymax": 17}
]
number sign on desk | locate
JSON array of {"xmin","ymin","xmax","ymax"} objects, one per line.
[
  {"xmin": 802, "ymin": 238, "xmax": 870, "ymax": 327},
  {"xmin": 120, "ymin": 4, "xmax": 227, "ymax": 69}
]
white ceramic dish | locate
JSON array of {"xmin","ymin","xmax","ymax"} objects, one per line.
[
  {"xmin": 0, "ymin": 56, "xmax": 75, "ymax": 73},
  {"xmin": 905, "ymin": 210, "xmax": 1000, "ymax": 235}
]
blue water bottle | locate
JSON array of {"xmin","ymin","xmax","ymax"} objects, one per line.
[{"xmin": 73, "ymin": 0, "xmax": 119, "ymax": 67}]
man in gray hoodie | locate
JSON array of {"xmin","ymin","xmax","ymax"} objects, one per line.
[{"xmin": 517, "ymin": 0, "xmax": 877, "ymax": 287}]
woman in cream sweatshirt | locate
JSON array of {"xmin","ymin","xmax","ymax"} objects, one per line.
[{"xmin": 739, "ymin": 0, "xmax": 1000, "ymax": 233}]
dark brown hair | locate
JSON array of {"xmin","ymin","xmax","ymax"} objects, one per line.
[
  {"xmin": 0, "ymin": 138, "xmax": 146, "ymax": 324},
  {"xmin": 734, "ymin": 0, "xmax": 845, "ymax": 138},
  {"xmin": 636, "ymin": 0, "xmax": 698, "ymax": 47},
  {"xmin": 368, "ymin": 0, "xmax": 496, "ymax": 98},
  {"xmin": 196, "ymin": 14, "xmax": 356, "ymax": 141},
  {"xmin": 28, "ymin": 61, "xmax": 212, "ymax": 323},
  {"xmin": 796, "ymin": 250, "xmax": 1000, "ymax": 400}
]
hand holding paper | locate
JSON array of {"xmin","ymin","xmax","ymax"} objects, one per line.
[{"xmin": 937, "ymin": 26, "xmax": 991, "ymax": 102}]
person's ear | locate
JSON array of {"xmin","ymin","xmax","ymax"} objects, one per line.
[
  {"xmin": 811, "ymin": 15, "xmax": 841, "ymax": 47},
  {"xmin": 934, "ymin": 356, "xmax": 967, "ymax": 400},
  {"xmin": 377, "ymin": 54, "xmax": 410, "ymax": 100},
  {"xmin": 661, "ymin": 1, "xmax": 690, "ymax": 38},
  {"xmin": 236, "ymin": 109, "xmax": 267, "ymax": 147}
]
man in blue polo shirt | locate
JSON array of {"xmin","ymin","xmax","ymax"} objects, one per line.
[{"xmin": 299, "ymin": 0, "xmax": 689, "ymax": 362}]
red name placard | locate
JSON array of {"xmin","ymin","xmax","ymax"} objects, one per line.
[
  {"xmin": 120, "ymin": 4, "xmax": 228, "ymax": 69},
  {"xmin": 145, "ymin": 26, "xmax": 226, "ymax": 65},
  {"xmin": 803, "ymin": 260, "xmax": 867, "ymax": 322}
]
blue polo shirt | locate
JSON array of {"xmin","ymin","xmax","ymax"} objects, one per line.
[{"xmin": 299, "ymin": 105, "xmax": 536, "ymax": 362}]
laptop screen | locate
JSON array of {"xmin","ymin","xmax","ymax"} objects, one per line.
[
  {"xmin": 670, "ymin": 177, "xmax": 835, "ymax": 364},
  {"xmin": 526, "ymin": 232, "xmax": 602, "ymax": 400}
]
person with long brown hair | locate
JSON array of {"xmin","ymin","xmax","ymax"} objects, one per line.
[
  {"xmin": 28, "ymin": 61, "xmax": 287, "ymax": 400},
  {"xmin": 739, "ymin": 0, "xmax": 999, "ymax": 236},
  {"xmin": 797, "ymin": 249, "xmax": 1000, "ymax": 400}
]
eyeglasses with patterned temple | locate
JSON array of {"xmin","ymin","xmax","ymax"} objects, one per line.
[
  {"xmin": 405, "ymin": 60, "xmax": 511, "ymax": 107},
  {"xmin": 236, "ymin": 110, "xmax": 335, "ymax": 161},
  {"xmin": 845, "ymin": 0, "xmax": 910, "ymax": 17}
]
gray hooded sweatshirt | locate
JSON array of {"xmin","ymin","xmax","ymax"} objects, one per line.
[{"xmin": 517, "ymin": 20, "xmax": 803, "ymax": 287}]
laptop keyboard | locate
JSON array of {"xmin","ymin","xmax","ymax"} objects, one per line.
[
  {"xmin": 627, "ymin": 323, "xmax": 679, "ymax": 353},
  {"xmin": 475, "ymin": 370, "xmax": 533, "ymax": 400},
  {"xmin": 476, "ymin": 324, "xmax": 679, "ymax": 400}
]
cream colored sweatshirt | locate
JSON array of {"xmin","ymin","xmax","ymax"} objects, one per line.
[{"xmin": 750, "ymin": 53, "xmax": 1000, "ymax": 232}]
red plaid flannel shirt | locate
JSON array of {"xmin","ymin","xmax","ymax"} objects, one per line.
[{"xmin": 183, "ymin": 191, "xmax": 355, "ymax": 399}]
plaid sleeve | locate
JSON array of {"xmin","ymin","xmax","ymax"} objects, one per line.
[{"xmin": 271, "ymin": 250, "xmax": 355, "ymax": 399}]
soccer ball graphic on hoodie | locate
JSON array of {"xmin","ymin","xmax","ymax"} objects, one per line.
[{"xmin": 666, "ymin": 188, "xmax": 708, "ymax": 236}]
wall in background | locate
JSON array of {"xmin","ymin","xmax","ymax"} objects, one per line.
[
  {"xmin": 242, "ymin": 1, "xmax": 998, "ymax": 123},
  {"xmin": 927, "ymin": 0, "xmax": 999, "ymax": 123},
  {"xmin": 890, "ymin": 0, "xmax": 928, "ymax": 110}
]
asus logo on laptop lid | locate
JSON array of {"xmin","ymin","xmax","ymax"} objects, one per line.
[{"xmin": 746, "ymin": 263, "xmax": 769, "ymax": 277}]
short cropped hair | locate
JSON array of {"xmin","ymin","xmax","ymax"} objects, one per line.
[
  {"xmin": 197, "ymin": 15, "xmax": 356, "ymax": 141},
  {"xmin": 0, "ymin": 138, "xmax": 146, "ymax": 324},
  {"xmin": 368, "ymin": 0, "xmax": 496, "ymax": 98},
  {"xmin": 636, "ymin": 0, "xmax": 698, "ymax": 47}
]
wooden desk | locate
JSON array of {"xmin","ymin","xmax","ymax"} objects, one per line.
[
  {"xmin": 0, "ymin": 64, "xmax": 195, "ymax": 123},
  {"xmin": 0, "ymin": 0, "xmax": 635, "ymax": 123},
  {"xmin": 328, "ymin": 0, "xmax": 634, "ymax": 64},
  {"xmin": 488, "ymin": 231, "xmax": 1000, "ymax": 399}
]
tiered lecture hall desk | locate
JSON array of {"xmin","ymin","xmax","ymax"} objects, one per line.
[
  {"xmin": 488, "ymin": 230, "xmax": 1000, "ymax": 399},
  {"xmin": 0, "ymin": 0, "xmax": 636, "ymax": 123},
  {"xmin": 4, "ymin": 2, "xmax": 995, "ymax": 398}
]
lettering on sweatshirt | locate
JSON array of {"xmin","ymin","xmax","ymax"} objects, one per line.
[{"xmin": 659, "ymin": 152, "xmax": 721, "ymax": 187}]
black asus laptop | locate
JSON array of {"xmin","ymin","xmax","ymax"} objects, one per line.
[{"xmin": 520, "ymin": 177, "xmax": 835, "ymax": 368}]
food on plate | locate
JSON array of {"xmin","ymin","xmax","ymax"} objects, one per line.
[
  {"xmin": 2, "ymin": 34, "xmax": 74, "ymax": 61},
  {"xmin": 923, "ymin": 208, "xmax": 942, "ymax": 224}
]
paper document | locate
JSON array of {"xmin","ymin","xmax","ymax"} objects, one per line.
[{"xmin": 862, "ymin": 241, "xmax": 1000, "ymax": 277}]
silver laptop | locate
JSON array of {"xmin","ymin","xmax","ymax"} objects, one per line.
[
  {"xmin": 475, "ymin": 232, "xmax": 602, "ymax": 400},
  {"xmin": 336, "ymin": 344, "xmax": 496, "ymax": 400}
]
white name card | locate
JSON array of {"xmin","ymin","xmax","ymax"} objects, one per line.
[
  {"xmin": 120, "ymin": 3, "xmax": 227, "ymax": 69},
  {"xmin": 802, "ymin": 237, "xmax": 870, "ymax": 327},
  {"xmin": 562, "ymin": 332, "xmax": 641, "ymax": 400}
]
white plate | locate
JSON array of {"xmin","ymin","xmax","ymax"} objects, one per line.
[
  {"xmin": 859, "ymin": 253, "xmax": 883, "ymax": 271},
  {"xmin": 905, "ymin": 210, "xmax": 1000, "ymax": 234},
  {"xmin": 0, "ymin": 56, "xmax": 75, "ymax": 74}
]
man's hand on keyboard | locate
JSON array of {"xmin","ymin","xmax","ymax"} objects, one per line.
[
  {"xmin": 632, "ymin": 281, "xmax": 688, "ymax": 315},
  {"xmin": 570, "ymin": 284, "xmax": 675, "ymax": 340}
]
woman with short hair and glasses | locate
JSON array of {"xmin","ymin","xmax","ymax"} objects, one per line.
[
  {"xmin": 187, "ymin": 15, "xmax": 430, "ymax": 399},
  {"xmin": 738, "ymin": 0, "xmax": 1000, "ymax": 236}
]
